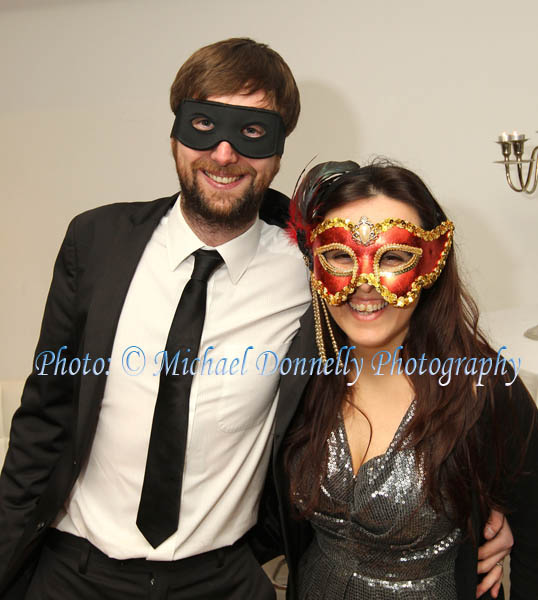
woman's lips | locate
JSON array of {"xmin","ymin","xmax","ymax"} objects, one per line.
[{"xmin": 346, "ymin": 299, "xmax": 388, "ymax": 321}]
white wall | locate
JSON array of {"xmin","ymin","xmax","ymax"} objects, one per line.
[{"xmin": 1, "ymin": 0, "xmax": 537, "ymax": 378}]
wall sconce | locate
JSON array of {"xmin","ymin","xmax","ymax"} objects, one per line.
[
  {"xmin": 496, "ymin": 131, "xmax": 538, "ymax": 194},
  {"xmin": 495, "ymin": 131, "xmax": 538, "ymax": 340}
]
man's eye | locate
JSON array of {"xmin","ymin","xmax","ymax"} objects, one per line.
[
  {"xmin": 191, "ymin": 117, "xmax": 214, "ymax": 132},
  {"xmin": 242, "ymin": 124, "xmax": 266, "ymax": 139}
]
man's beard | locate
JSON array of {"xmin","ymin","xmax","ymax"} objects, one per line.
[{"xmin": 177, "ymin": 158, "xmax": 270, "ymax": 230}]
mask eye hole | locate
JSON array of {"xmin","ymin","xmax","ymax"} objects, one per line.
[
  {"xmin": 191, "ymin": 116, "xmax": 215, "ymax": 132},
  {"xmin": 315, "ymin": 243, "xmax": 357, "ymax": 277},
  {"xmin": 241, "ymin": 123, "xmax": 266, "ymax": 139},
  {"xmin": 376, "ymin": 245, "xmax": 422, "ymax": 276}
]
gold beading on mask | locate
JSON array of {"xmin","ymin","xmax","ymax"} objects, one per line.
[
  {"xmin": 315, "ymin": 243, "xmax": 358, "ymax": 278},
  {"xmin": 311, "ymin": 275, "xmax": 343, "ymax": 368},
  {"xmin": 310, "ymin": 218, "xmax": 454, "ymax": 308},
  {"xmin": 311, "ymin": 276, "xmax": 328, "ymax": 362},
  {"xmin": 310, "ymin": 217, "xmax": 453, "ymax": 243},
  {"xmin": 374, "ymin": 244, "xmax": 423, "ymax": 277}
]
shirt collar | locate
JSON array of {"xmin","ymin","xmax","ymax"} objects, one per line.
[{"xmin": 166, "ymin": 197, "xmax": 262, "ymax": 285}]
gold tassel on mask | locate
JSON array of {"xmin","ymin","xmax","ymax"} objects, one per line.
[
  {"xmin": 311, "ymin": 276, "xmax": 342, "ymax": 370},
  {"xmin": 311, "ymin": 277, "xmax": 327, "ymax": 362}
]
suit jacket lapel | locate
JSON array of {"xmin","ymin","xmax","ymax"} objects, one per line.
[
  {"xmin": 75, "ymin": 195, "xmax": 177, "ymax": 461},
  {"xmin": 273, "ymin": 305, "xmax": 316, "ymax": 459}
]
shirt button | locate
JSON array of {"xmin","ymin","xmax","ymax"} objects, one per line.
[{"xmin": 36, "ymin": 522, "xmax": 45, "ymax": 530}]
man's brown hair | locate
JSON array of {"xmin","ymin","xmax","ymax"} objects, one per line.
[{"xmin": 170, "ymin": 38, "xmax": 300, "ymax": 135}]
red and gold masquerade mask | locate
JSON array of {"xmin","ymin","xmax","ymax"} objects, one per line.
[
  {"xmin": 287, "ymin": 160, "xmax": 455, "ymax": 362},
  {"xmin": 310, "ymin": 216, "xmax": 454, "ymax": 307}
]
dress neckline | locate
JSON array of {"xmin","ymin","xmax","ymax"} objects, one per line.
[{"xmin": 338, "ymin": 400, "xmax": 416, "ymax": 478}]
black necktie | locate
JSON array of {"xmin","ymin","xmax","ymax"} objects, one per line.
[{"xmin": 136, "ymin": 249, "xmax": 224, "ymax": 548}]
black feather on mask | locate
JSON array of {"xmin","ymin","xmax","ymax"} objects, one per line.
[{"xmin": 287, "ymin": 160, "xmax": 361, "ymax": 268}]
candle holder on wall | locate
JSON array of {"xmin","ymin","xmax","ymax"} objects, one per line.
[
  {"xmin": 495, "ymin": 131, "xmax": 538, "ymax": 194},
  {"xmin": 495, "ymin": 131, "xmax": 538, "ymax": 340},
  {"xmin": 523, "ymin": 325, "xmax": 538, "ymax": 341}
]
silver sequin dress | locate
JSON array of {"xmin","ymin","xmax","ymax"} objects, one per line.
[{"xmin": 297, "ymin": 403, "xmax": 461, "ymax": 599}]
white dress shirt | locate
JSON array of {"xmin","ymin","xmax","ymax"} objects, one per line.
[{"xmin": 54, "ymin": 198, "xmax": 310, "ymax": 560}]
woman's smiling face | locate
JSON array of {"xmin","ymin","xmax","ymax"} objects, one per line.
[{"xmin": 323, "ymin": 194, "xmax": 422, "ymax": 355}]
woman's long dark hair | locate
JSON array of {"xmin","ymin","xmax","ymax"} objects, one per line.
[{"xmin": 284, "ymin": 160, "xmax": 533, "ymax": 536}]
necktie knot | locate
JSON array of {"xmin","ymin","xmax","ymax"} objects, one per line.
[{"xmin": 191, "ymin": 249, "xmax": 223, "ymax": 283}]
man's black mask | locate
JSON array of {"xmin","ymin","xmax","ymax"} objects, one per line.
[{"xmin": 171, "ymin": 99, "xmax": 286, "ymax": 159}]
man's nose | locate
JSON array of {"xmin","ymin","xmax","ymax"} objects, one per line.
[{"xmin": 210, "ymin": 141, "xmax": 239, "ymax": 166}]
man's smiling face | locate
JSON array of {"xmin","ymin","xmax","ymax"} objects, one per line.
[{"xmin": 171, "ymin": 90, "xmax": 281, "ymax": 229}]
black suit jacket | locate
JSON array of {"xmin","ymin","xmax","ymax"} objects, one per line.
[
  {"xmin": 0, "ymin": 188, "xmax": 291, "ymax": 598},
  {"xmin": 257, "ymin": 306, "xmax": 538, "ymax": 600}
]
